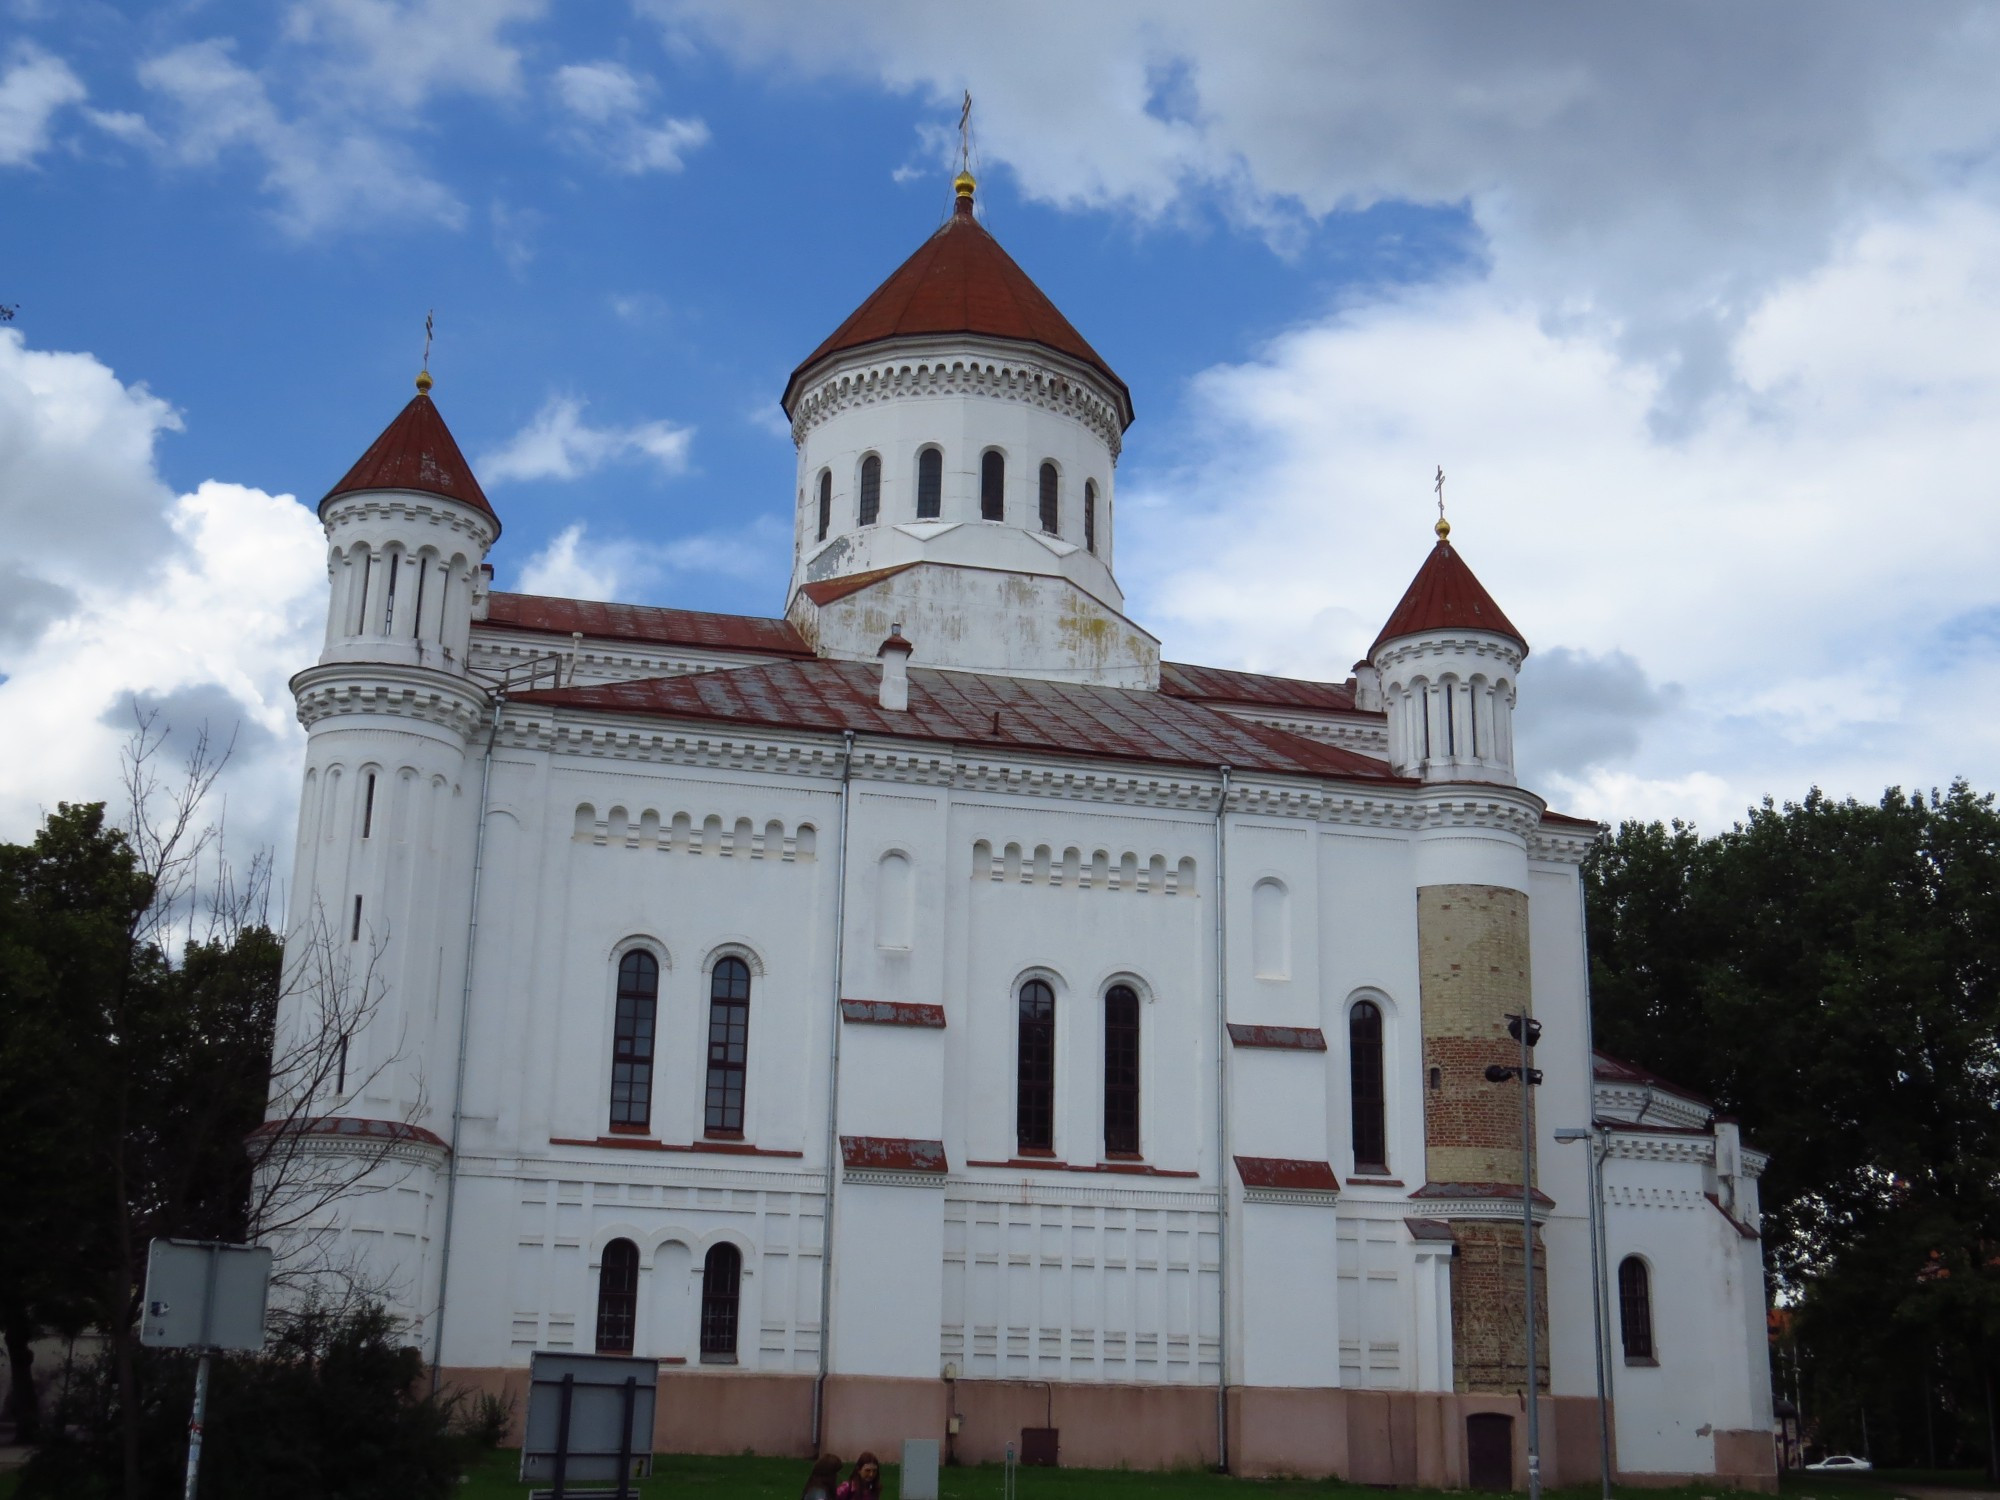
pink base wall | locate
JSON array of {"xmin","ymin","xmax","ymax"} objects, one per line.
[{"xmin": 440, "ymin": 1366, "xmax": 1767, "ymax": 1490}]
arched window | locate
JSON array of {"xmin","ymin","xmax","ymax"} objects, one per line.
[
  {"xmin": 917, "ymin": 447, "xmax": 942, "ymax": 519},
  {"xmin": 1039, "ymin": 462, "xmax": 1059, "ymax": 533},
  {"xmin": 705, "ymin": 957, "xmax": 751, "ymax": 1136},
  {"xmin": 1084, "ymin": 480, "xmax": 1097, "ymax": 554},
  {"xmin": 858, "ymin": 454, "xmax": 881, "ymax": 525},
  {"xmin": 610, "ymin": 950, "xmax": 659, "ymax": 1130},
  {"xmin": 1619, "ymin": 1257, "xmax": 1655, "ymax": 1362},
  {"xmin": 981, "ymin": 450, "xmax": 1005, "ymax": 521},
  {"xmin": 595, "ymin": 1238, "xmax": 639, "ymax": 1354},
  {"xmin": 1103, "ymin": 984, "xmax": 1140, "ymax": 1156},
  {"xmin": 1017, "ymin": 979, "xmax": 1056, "ymax": 1152},
  {"xmin": 700, "ymin": 1242, "xmax": 742, "ymax": 1360},
  {"xmin": 1349, "ymin": 1000, "xmax": 1387, "ymax": 1174},
  {"xmin": 816, "ymin": 470, "xmax": 831, "ymax": 541}
]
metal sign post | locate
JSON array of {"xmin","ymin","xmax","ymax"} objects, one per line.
[{"xmin": 140, "ymin": 1239, "xmax": 272, "ymax": 1500}]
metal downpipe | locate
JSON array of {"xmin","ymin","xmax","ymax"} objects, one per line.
[
  {"xmin": 1212, "ymin": 764, "xmax": 1233, "ymax": 1472},
  {"xmin": 811, "ymin": 730, "xmax": 856, "ymax": 1453},
  {"xmin": 430, "ymin": 690, "xmax": 502, "ymax": 1393}
]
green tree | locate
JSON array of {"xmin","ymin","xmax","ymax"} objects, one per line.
[{"xmin": 1586, "ymin": 783, "xmax": 2000, "ymax": 1474}]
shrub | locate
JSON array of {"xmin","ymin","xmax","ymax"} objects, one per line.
[{"xmin": 21, "ymin": 1302, "xmax": 468, "ymax": 1500}]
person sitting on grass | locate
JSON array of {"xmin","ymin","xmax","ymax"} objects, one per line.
[
  {"xmin": 836, "ymin": 1450, "xmax": 882, "ymax": 1500},
  {"xmin": 800, "ymin": 1452, "xmax": 843, "ymax": 1500}
]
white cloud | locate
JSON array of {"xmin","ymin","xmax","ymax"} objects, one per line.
[
  {"xmin": 0, "ymin": 331, "xmax": 325, "ymax": 871},
  {"xmin": 480, "ymin": 395, "xmax": 693, "ymax": 483},
  {"xmin": 517, "ymin": 518, "xmax": 784, "ymax": 603},
  {"xmin": 139, "ymin": 39, "xmax": 464, "ymax": 236},
  {"xmin": 1121, "ymin": 195, "xmax": 2000, "ymax": 824},
  {"xmin": 282, "ymin": 0, "xmax": 546, "ymax": 110},
  {"xmin": 662, "ymin": 1, "xmax": 2000, "ymax": 426},
  {"xmin": 0, "ymin": 42, "xmax": 85, "ymax": 166},
  {"xmin": 552, "ymin": 60, "xmax": 708, "ymax": 175}
]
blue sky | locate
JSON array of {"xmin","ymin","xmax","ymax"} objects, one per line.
[{"xmin": 5, "ymin": 1, "xmax": 2000, "ymax": 863}]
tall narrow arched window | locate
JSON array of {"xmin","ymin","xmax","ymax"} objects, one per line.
[
  {"xmin": 1017, "ymin": 979, "xmax": 1056, "ymax": 1152},
  {"xmin": 1349, "ymin": 1000, "xmax": 1387, "ymax": 1174},
  {"xmin": 858, "ymin": 454, "xmax": 881, "ymax": 525},
  {"xmin": 917, "ymin": 447, "xmax": 943, "ymax": 519},
  {"xmin": 981, "ymin": 450, "xmax": 1005, "ymax": 521},
  {"xmin": 1084, "ymin": 481, "xmax": 1097, "ymax": 554},
  {"xmin": 610, "ymin": 950, "xmax": 659, "ymax": 1130},
  {"xmin": 1103, "ymin": 984, "xmax": 1140, "ymax": 1157},
  {"xmin": 1619, "ymin": 1257, "xmax": 1655, "ymax": 1362},
  {"xmin": 595, "ymin": 1238, "xmax": 639, "ymax": 1354},
  {"xmin": 1038, "ymin": 462, "xmax": 1059, "ymax": 533},
  {"xmin": 700, "ymin": 1243, "xmax": 742, "ymax": 1360},
  {"xmin": 816, "ymin": 470, "xmax": 831, "ymax": 541},
  {"xmin": 705, "ymin": 957, "xmax": 751, "ymax": 1136}
]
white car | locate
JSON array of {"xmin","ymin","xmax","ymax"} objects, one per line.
[{"xmin": 1805, "ymin": 1455, "xmax": 1873, "ymax": 1472}]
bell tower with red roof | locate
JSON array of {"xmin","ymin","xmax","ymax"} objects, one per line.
[
  {"xmin": 1364, "ymin": 516, "xmax": 1528, "ymax": 785},
  {"xmin": 780, "ymin": 171, "xmax": 1159, "ymax": 688},
  {"xmin": 271, "ymin": 371, "xmax": 502, "ymax": 1346}
]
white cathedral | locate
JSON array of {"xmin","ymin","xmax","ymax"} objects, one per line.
[{"xmin": 270, "ymin": 169, "xmax": 1776, "ymax": 1486}]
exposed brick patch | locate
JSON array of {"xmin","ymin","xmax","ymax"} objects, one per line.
[
  {"xmin": 1418, "ymin": 885, "xmax": 1536, "ymax": 1188},
  {"xmin": 1449, "ymin": 1218, "xmax": 1551, "ymax": 1394}
]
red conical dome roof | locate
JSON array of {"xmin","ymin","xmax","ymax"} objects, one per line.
[
  {"xmin": 1370, "ymin": 531, "xmax": 1527, "ymax": 657},
  {"xmin": 323, "ymin": 380, "xmax": 498, "ymax": 531},
  {"xmin": 783, "ymin": 183, "xmax": 1132, "ymax": 426}
]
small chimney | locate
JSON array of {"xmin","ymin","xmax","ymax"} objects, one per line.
[
  {"xmin": 1352, "ymin": 659, "xmax": 1382, "ymax": 712},
  {"xmin": 878, "ymin": 623, "xmax": 913, "ymax": 711}
]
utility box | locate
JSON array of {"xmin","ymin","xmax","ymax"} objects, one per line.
[
  {"xmin": 1021, "ymin": 1426, "xmax": 1059, "ymax": 1466},
  {"xmin": 900, "ymin": 1438, "xmax": 940, "ymax": 1500}
]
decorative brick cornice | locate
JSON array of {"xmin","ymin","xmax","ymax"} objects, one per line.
[
  {"xmin": 292, "ymin": 662, "xmax": 489, "ymax": 739},
  {"xmin": 790, "ymin": 339, "xmax": 1127, "ymax": 459},
  {"xmin": 321, "ymin": 491, "xmax": 498, "ymax": 550},
  {"xmin": 841, "ymin": 1135, "xmax": 947, "ymax": 1187},
  {"xmin": 247, "ymin": 1115, "xmax": 449, "ymax": 1169},
  {"xmin": 841, "ymin": 999, "xmax": 947, "ymax": 1028}
]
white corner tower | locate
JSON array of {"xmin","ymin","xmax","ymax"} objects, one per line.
[
  {"xmin": 781, "ymin": 170, "xmax": 1157, "ymax": 687},
  {"xmin": 265, "ymin": 371, "xmax": 499, "ymax": 1335},
  {"xmin": 1367, "ymin": 518, "xmax": 1528, "ymax": 785}
]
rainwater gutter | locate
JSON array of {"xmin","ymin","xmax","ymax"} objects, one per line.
[
  {"xmin": 1212, "ymin": 763, "xmax": 1233, "ymax": 1472},
  {"xmin": 811, "ymin": 730, "xmax": 856, "ymax": 1453}
]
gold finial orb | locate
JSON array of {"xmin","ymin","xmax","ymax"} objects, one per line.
[
  {"xmin": 415, "ymin": 369, "xmax": 433, "ymax": 394},
  {"xmin": 954, "ymin": 169, "xmax": 976, "ymax": 202},
  {"xmin": 1435, "ymin": 515, "xmax": 1451, "ymax": 542}
]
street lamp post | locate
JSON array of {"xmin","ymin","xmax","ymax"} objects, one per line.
[
  {"xmin": 1486, "ymin": 1013, "xmax": 1544, "ymax": 1500},
  {"xmin": 1556, "ymin": 1124, "xmax": 1614, "ymax": 1500}
]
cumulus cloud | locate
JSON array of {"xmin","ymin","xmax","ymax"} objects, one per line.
[
  {"xmin": 517, "ymin": 518, "xmax": 786, "ymax": 603},
  {"xmin": 480, "ymin": 395, "xmax": 693, "ymax": 483},
  {"xmin": 0, "ymin": 330, "xmax": 324, "ymax": 868},
  {"xmin": 0, "ymin": 42, "xmax": 86, "ymax": 166},
  {"xmin": 661, "ymin": 1, "xmax": 2000, "ymax": 426},
  {"xmin": 1122, "ymin": 196, "xmax": 2000, "ymax": 825},
  {"xmin": 553, "ymin": 60, "xmax": 708, "ymax": 175}
]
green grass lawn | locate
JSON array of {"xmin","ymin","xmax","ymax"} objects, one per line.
[{"xmin": 459, "ymin": 1449, "xmax": 1806, "ymax": 1499}]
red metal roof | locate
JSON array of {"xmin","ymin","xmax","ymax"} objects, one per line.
[
  {"xmin": 783, "ymin": 192, "xmax": 1132, "ymax": 424},
  {"xmin": 483, "ymin": 591, "xmax": 813, "ymax": 658},
  {"xmin": 1592, "ymin": 1050, "xmax": 1714, "ymax": 1108},
  {"xmin": 1370, "ymin": 538, "xmax": 1527, "ymax": 657},
  {"xmin": 1225, "ymin": 1024, "xmax": 1329, "ymax": 1052},
  {"xmin": 512, "ymin": 658, "xmax": 1407, "ymax": 782},
  {"xmin": 324, "ymin": 388, "xmax": 497, "ymax": 527},
  {"xmin": 840, "ymin": 999, "xmax": 946, "ymax": 1028},
  {"xmin": 1160, "ymin": 662, "xmax": 1361, "ymax": 715},
  {"xmin": 1234, "ymin": 1156, "xmax": 1341, "ymax": 1192}
]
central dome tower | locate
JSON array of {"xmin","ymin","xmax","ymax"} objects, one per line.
[{"xmin": 781, "ymin": 173, "xmax": 1157, "ymax": 688}]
